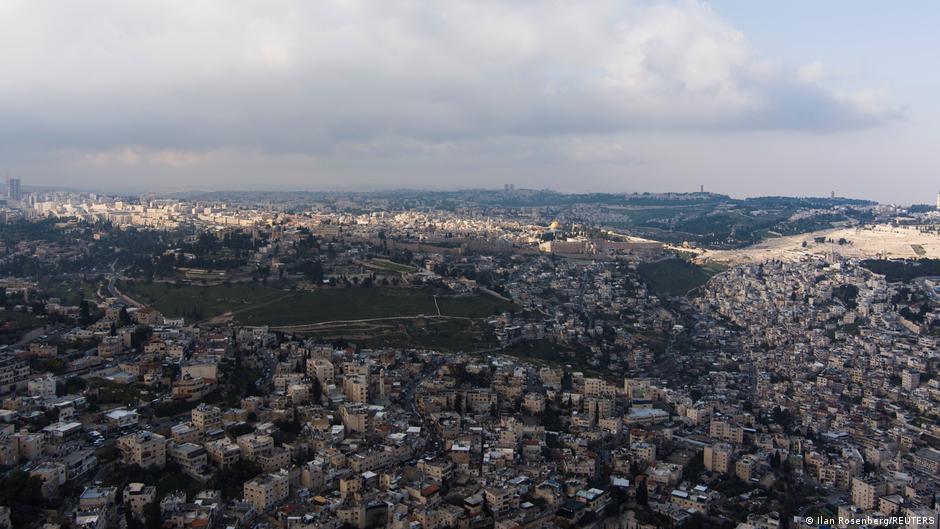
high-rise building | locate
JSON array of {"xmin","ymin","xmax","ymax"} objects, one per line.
[{"xmin": 5, "ymin": 177, "xmax": 20, "ymax": 201}]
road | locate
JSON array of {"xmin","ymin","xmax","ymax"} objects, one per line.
[
  {"xmin": 106, "ymin": 260, "xmax": 143, "ymax": 308},
  {"xmin": 11, "ymin": 322, "xmax": 68, "ymax": 348},
  {"xmin": 12, "ymin": 325, "xmax": 52, "ymax": 347},
  {"xmin": 399, "ymin": 355, "xmax": 443, "ymax": 418}
]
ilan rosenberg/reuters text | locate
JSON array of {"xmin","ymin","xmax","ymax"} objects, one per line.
[{"xmin": 805, "ymin": 515, "xmax": 937, "ymax": 527}]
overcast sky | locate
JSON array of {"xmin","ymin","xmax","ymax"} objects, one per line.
[{"xmin": 0, "ymin": 0, "xmax": 936, "ymax": 203}]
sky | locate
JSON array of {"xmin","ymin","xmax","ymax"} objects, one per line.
[{"xmin": 0, "ymin": 0, "xmax": 937, "ymax": 204}]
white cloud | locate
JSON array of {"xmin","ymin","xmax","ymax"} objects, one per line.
[
  {"xmin": 798, "ymin": 61, "xmax": 825, "ymax": 83},
  {"xmin": 0, "ymin": 0, "xmax": 904, "ymax": 190},
  {"xmin": 64, "ymin": 147, "xmax": 214, "ymax": 168}
]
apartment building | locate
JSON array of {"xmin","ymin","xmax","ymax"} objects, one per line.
[
  {"xmin": 344, "ymin": 374, "xmax": 369, "ymax": 404},
  {"xmin": 852, "ymin": 477, "xmax": 886, "ymax": 510},
  {"xmin": 911, "ymin": 448, "xmax": 940, "ymax": 475},
  {"xmin": 704, "ymin": 443, "xmax": 733, "ymax": 474},
  {"xmin": 307, "ymin": 358, "xmax": 335, "ymax": 386},
  {"xmin": 191, "ymin": 403, "xmax": 223, "ymax": 432},
  {"xmin": 123, "ymin": 483, "xmax": 156, "ymax": 516},
  {"xmin": 735, "ymin": 455, "xmax": 758, "ymax": 482},
  {"xmin": 243, "ymin": 470, "xmax": 290, "ymax": 512},
  {"xmin": 104, "ymin": 408, "xmax": 139, "ymax": 431},
  {"xmin": 484, "ymin": 486, "xmax": 519, "ymax": 516},
  {"xmin": 236, "ymin": 433, "xmax": 274, "ymax": 461},
  {"xmin": 28, "ymin": 375, "xmax": 57, "ymax": 399},
  {"xmin": 117, "ymin": 431, "xmax": 166, "ymax": 469},
  {"xmin": 0, "ymin": 355, "xmax": 30, "ymax": 394},
  {"xmin": 206, "ymin": 439, "xmax": 242, "ymax": 470},
  {"xmin": 97, "ymin": 336, "xmax": 123, "ymax": 358},
  {"xmin": 709, "ymin": 420, "xmax": 745, "ymax": 444},
  {"xmin": 168, "ymin": 442, "xmax": 208, "ymax": 477},
  {"xmin": 257, "ymin": 446, "xmax": 291, "ymax": 472}
]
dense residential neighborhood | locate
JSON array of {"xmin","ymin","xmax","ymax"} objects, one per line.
[{"xmin": 0, "ymin": 188, "xmax": 937, "ymax": 529}]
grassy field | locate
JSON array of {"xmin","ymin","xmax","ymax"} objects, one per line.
[
  {"xmin": 237, "ymin": 288, "xmax": 516, "ymax": 326},
  {"xmin": 500, "ymin": 340, "xmax": 609, "ymax": 379},
  {"xmin": 45, "ymin": 278, "xmax": 102, "ymax": 304},
  {"xmin": 120, "ymin": 281, "xmax": 516, "ymax": 326},
  {"xmin": 861, "ymin": 258, "xmax": 940, "ymax": 282},
  {"xmin": 361, "ymin": 258, "xmax": 417, "ymax": 273},
  {"xmin": 699, "ymin": 262, "xmax": 729, "ymax": 276},
  {"xmin": 89, "ymin": 378, "xmax": 154, "ymax": 406},
  {"xmin": 120, "ymin": 281, "xmax": 287, "ymax": 320},
  {"xmin": 637, "ymin": 258, "xmax": 716, "ymax": 297},
  {"xmin": 278, "ymin": 318, "xmax": 501, "ymax": 352},
  {"xmin": 434, "ymin": 294, "xmax": 517, "ymax": 318},
  {"xmin": 354, "ymin": 319, "xmax": 497, "ymax": 351}
]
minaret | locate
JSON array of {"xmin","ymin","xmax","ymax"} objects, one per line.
[{"xmin": 936, "ymin": 190, "xmax": 940, "ymax": 209}]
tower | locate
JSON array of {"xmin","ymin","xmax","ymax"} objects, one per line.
[
  {"xmin": 936, "ymin": 190, "xmax": 940, "ymax": 209},
  {"xmin": 5, "ymin": 177, "xmax": 20, "ymax": 201}
]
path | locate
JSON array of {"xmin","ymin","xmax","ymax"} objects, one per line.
[{"xmin": 269, "ymin": 313, "xmax": 473, "ymax": 332}]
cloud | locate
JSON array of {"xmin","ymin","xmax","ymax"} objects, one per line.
[
  {"xmin": 0, "ymin": 0, "xmax": 901, "ymax": 174},
  {"xmin": 797, "ymin": 61, "xmax": 825, "ymax": 83},
  {"xmin": 63, "ymin": 147, "xmax": 213, "ymax": 168}
]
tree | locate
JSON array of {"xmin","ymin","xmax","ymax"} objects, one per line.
[
  {"xmin": 60, "ymin": 376, "xmax": 88, "ymax": 395},
  {"xmin": 130, "ymin": 325, "xmax": 153, "ymax": 352},
  {"xmin": 310, "ymin": 377, "xmax": 322, "ymax": 405},
  {"xmin": 125, "ymin": 508, "xmax": 144, "ymax": 529},
  {"xmin": 144, "ymin": 500, "xmax": 162, "ymax": 529},
  {"xmin": 229, "ymin": 422, "xmax": 255, "ymax": 438},
  {"xmin": 0, "ymin": 471, "xmax": 44, "ymax": 526},
  {"xmin": 209, "ymin": 459, "xmax": 262, "ymax": 500},
  {"xmin": 635, "ymin": 480, "xmax": 648, "ymax": 506},
  {"xmin": 119, "ymin": 307, "xmax": 132, "ymax": 326},
  {"xmin": 79, "ymin": 298, "xmax": 91, "ymax": 323},
  {"xmin": 770, "ymin": 451, "xmax": 781, "ymax": 469}
]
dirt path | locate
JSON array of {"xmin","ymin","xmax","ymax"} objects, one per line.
[{"xmin": 269, "ymin": 314, "xmax": 473, "ymax": 332}]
